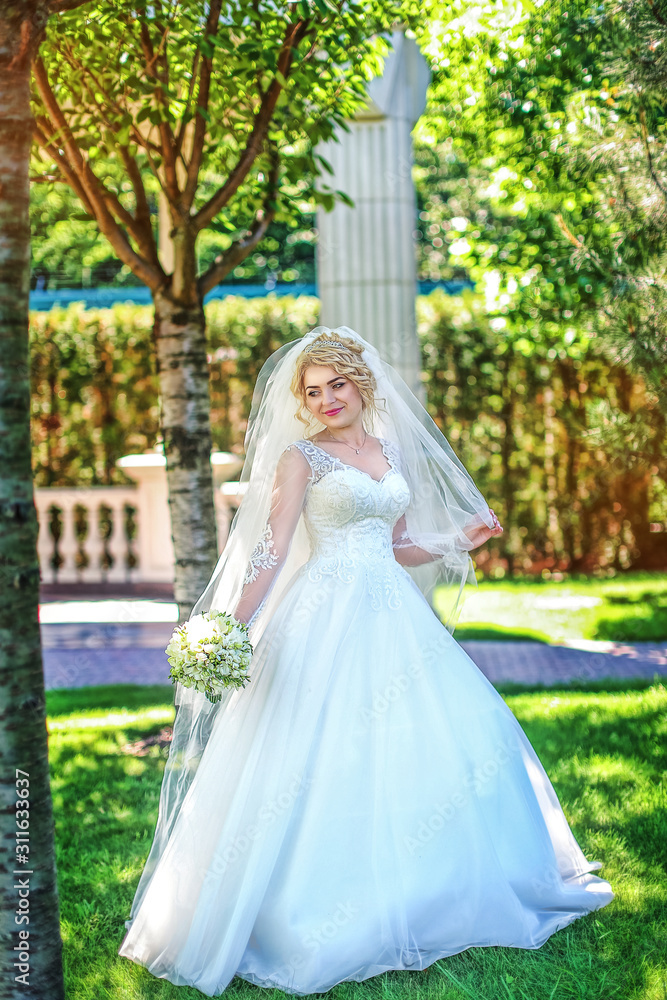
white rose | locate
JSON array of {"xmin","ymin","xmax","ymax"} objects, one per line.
[{"xmin": 185, "ymin": 615, "xmax": 208, "ymax": 644}]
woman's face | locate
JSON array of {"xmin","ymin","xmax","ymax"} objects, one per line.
[{"xmin": 302, "ymin": 365, "xmax": 364, "ymax": 430}]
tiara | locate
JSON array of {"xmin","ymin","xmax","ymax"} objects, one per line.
[{"xmin": 304, "ymin": 339, "xmax": 345, "ymax": 352}]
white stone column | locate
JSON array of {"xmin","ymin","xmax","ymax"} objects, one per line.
[
  {"xmin": 105, "ymin": 496, "xmax": 131, "ymax": 583},
  {"xmin": 56, "ymin": 497, "xmax": 80, "ymax": 583},
  {"xmin": 316, "ymin": 30, "xmax": 430, "ymax": 396},
  {"xmin": 35, "ymin": 494, "xmax": 56, "ymax": 585},
  {"xmin": 80, "ymin": 502, "xmax": 105, "ymax": 584}
]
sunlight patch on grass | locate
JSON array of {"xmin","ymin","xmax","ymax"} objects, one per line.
[
  {"xmin": 48, "ymin": 707, "xmax": 175, "ymax": 730},
  {"xmin": 440, "ymin": 572, "xmax": 667, "ymax": 643}
]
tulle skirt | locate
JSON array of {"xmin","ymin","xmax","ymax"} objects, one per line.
[{"xmin": 118, "ymin": 562, "xmax": 614, "ymax": 995}]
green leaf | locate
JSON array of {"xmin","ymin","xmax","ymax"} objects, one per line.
[
  {"xmin": 315, "ymin": 153, "xmax": 334, "ymax": 175},
  {"xmin": 336, "ymin": 190, "xmax": 354, "ymax": 208}
]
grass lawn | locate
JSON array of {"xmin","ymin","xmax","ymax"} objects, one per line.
[
  {"xmin": 437, "ymin": 571, "xmax": 667, "ymax": 644},
  {"xmin": 46, "ymin": 681, "xmax": 667, "ymax": 1000}
]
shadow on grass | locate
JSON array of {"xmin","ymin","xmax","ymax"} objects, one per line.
[
  {"xmin": 510, "ymin": 696, "xmax": 667, "ymax": 772},
  {"xmin": 594, "ymin": 590, "xmax": 667, "ymax": 642},
  {"xmin": 495, "ymin": 676, "xmax": 666, "ymax": 696},
  {"xmin": 453, "ymin": 625, "xmax": 552, "ymax": 643}
]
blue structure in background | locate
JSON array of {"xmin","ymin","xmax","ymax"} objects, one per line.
[{"xmin": 29, "ymin": 280, "xmax": 473, "ymax": 312}]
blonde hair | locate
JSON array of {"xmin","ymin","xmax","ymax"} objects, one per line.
[{"xmin": 290, "ymin": 333, "xmax": 380, "ymax": 435}]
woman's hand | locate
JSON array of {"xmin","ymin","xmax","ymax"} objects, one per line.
[{"xmin": 464, "ymin": 509, "xmax": 503, "ymax": 550}]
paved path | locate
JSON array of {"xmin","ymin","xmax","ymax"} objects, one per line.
[{"xmin": 40, "ymin": 623, "xmax": 667, "ymax": 691}]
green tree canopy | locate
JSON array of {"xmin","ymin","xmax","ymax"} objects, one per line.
[
  {"xmin": 30, "ymin": 0, "xmax": 397, "ymax": 617},
  {"xmin": 407, "ymin": 0, "xmax": 667, "ymax": 408}
]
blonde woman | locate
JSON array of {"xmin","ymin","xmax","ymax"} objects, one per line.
[{"xmin": 119, "ymin": 327, "xmax": 613, "ymax": 996}]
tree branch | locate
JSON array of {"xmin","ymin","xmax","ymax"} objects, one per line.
[
  {"xmin": 647, "ymin": 0, "xmax": 667, "ymax": 28},
  {"xmin": 99, "ymin": 185, "xmax": 146, "ymax": 241},
  {"xmin": 175, "ymin": 49, "xmax": 201, "ymax": 155},
  {"xmin": 118, "ymin": 145, "xmax": 162, "ymax": 269},
  {"xmin": 56, "ymin": 40, "xmax": 163, "ymax": 158},
  {"xmin": 138, "ymin": 18, "xmax": 179, "ymax": 205},
  {"xmin": 33, "ymin": 121, "xmax": 95, "ymax": 215},
  {"xmin": 555, "ymin": 213, "xmax": 585, "ymax": 250},
  {"xmin": 33, "ymin": 57, "xmax": 165, "ymax": 290},
  {"xmin": 193, "ymin": 16, "xmax": 309, "ymax": 232},
  {"xmin": 33, "ymin": 55, "xmax": 87, "ymax": 172},
  {"xmin": 35, "ymin": 52, "xmax": 161, "ymax": 267},
  {"xmin": 49, "ymin": 0, "xmax": 92, "ymax": 11},
  {"xmin": 182, "ymin": 0, "xmax": 223, "ymax": 210},
  {"xmin": 198, "ymin": 148, "xmax": 280, "ymax": 297}
]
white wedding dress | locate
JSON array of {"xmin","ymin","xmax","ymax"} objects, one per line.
[{"xmin": 119, "ymin": 438, "xmax": 614, "ymax": 996}]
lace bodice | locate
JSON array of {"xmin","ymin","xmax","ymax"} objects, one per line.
[
  {"xmin": 288, "ymin": 438, "xmax": 410, "ymax": 565},
  {"xmin": 233, "ymin": 437, "xmax": 465, "ymax": 627}
]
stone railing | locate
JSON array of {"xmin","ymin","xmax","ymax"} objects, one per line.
[{"xmin": 35, "ymin": 452, "xmax": 246, "ymax": 585}]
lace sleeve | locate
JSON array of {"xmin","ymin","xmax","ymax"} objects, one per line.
[
  {"xmin": 386, "ymin": 439, "xmax": 497, "ymax": 565},
  {"xmin": 233, "ymin": 445, "xmax": 310, "ymax": 626},
  {"xmin": 391, "ymin": 514, "xmax": 466, "ymax": 567}
]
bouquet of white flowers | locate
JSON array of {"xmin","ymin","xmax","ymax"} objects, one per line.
[{"xmin": 165, "ymin": 610, "xmax": 253, "ymax": 702}]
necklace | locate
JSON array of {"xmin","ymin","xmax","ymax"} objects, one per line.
[{"xmin": 324, "ymin": 429, "xmax": 367, "ymax": 455}]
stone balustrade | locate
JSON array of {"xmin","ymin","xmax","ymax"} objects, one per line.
[{"xmin": 35, "ymin": 452, "xmax": 246, "ymax": 585}]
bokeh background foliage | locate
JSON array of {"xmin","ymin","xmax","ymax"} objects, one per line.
[
  {"xmin": 29, "ymin": 293, "xmax": 666, "ymax": 579},
  {"xmin": 27, "ymin": 0, "xmax": 667, "ymax": 583}
]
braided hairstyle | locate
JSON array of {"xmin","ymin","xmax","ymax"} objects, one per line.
[{"xmin": 290, "ymin": 333, "xmax": 381, "ymax": 435}]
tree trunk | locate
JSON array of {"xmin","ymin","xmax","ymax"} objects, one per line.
[
  {"xmin": 153, "ymin": 289, "xmax": 218, "ymax": 622},
  {"xmin": 612, "ymin": 469, "xmax": 657, "ymax": 569},
  {"xmin": 558, "ymin": 360, "xmax": 581, "ymax": 567},
  {"xmin": 0, "ymin": 4, "xmax": 65, "ymax": 998},
  {"xmin": 500, "ymin": 364, "xmax": 516, "ymax": 578},
  {"xmin": 542, "ymin": 384, "xmax": 563, "ymax": 568}
]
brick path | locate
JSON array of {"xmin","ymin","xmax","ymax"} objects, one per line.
[{"xmin": 40, "ymin": 622, "xmax": 667, "ymax": 691}]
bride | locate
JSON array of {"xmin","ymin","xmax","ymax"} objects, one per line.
[{"xmin": 118, "ymin": 327, "xmax": 614, "ymax": 995}]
